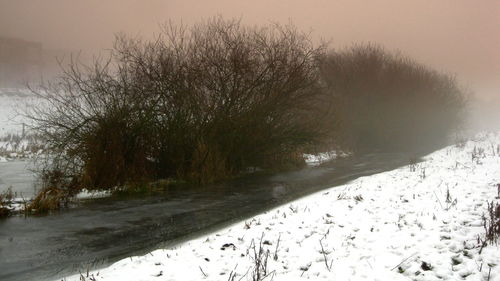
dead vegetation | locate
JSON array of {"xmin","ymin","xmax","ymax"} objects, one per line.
[
  {"xmin": 28, "ymin": 17, "xmax": 330, "ymax": 204},
  {"xmin": 318, "ymin": 44, "xmax": 467, "ymax": 152},
  {"xmin": 0, "ymin": 187, "xmax": 15, "ymax": 217},
  {"xmin": 247, "ymin": 233, "xmax": 275, "ymax": 281},
  {"xmin": 482, "ymin": 200, "xmax": 500, "ymax": 245},
  {"xmin": 27, "ymin": 169, "xmax": 78, "ymax": 214},
  {"xmin": 23, "ymin": 19, "xmax": 467, "ymax": 212}
]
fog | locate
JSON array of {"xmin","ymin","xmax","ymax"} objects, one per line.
[{"xmin": 1, "ymin": 0, "xmax": 499, "ymax": 129}]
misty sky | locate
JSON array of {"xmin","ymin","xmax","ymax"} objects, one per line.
[{"xmin": 1, "ymin": 0, "xmax": 499, "ymax": 97}]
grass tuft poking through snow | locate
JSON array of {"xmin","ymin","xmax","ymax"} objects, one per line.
[{"xmin": 60, "ymin": 132, "xmax": 500, "ymax": 281}]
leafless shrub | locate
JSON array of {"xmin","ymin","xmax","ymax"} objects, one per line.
[
  {"xmin": 319, "ymin": 44, "xmax": 467, "ymax": 152},
  {"xmin": 27, "ymin": 17, "xmax": 330, "ymax": 198}
]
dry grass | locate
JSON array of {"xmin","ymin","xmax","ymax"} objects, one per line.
[
  {"xmin": 27, "ymin": 169, "xmax": 77, "ymax": 214},
  {"xmin": 483, "ymin": 200, "xmax": 500, "ymax": 245},
  {"xmin": 0, "ymin": 187, "xmax": 15, "ymax": 217},
  {"xmin": 28, "ymin": 186, "xmax": 68, "ymax": 214}
]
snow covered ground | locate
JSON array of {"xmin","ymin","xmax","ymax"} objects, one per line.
[
  {"xmin": 74, "ymin": 189, "xmax": 113, "ymax": 200},
  {"xmin": 53, "ymin": 133, "xmax": 500, "ymax": 281},
  {"xmin": 0, "ymin": 88, "xmax": 44, "ymax": 158},
  {"xmin": 0, "ymin": 88, "xmax": 37, "ymax": 137},
  {"xmin": 0, "ymin": 137, "xmax": 43, "ymax": 158},
  {"xmin": 304, "ymin": 151, "xmax": 351, "ymax": 166},
  {"xmin": 59, "ymin": 132, "xmax": 500, "ymax": 281}
]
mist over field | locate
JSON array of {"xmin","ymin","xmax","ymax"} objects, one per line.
[{"xmin": 1, "ymin": 0, "xmax": 499, "ymax": 131}]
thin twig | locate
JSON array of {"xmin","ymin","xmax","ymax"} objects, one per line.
[
  {"xmin": 199, "ymin": 266, "xmax": 207, "ymax": 278},
  {"xmin": 273, "ymin": 233, "xmax": 281, "ymax": 261},
  {"xmin": 391, "ymin": 252, "xmax": 418, "ymax": 271}
]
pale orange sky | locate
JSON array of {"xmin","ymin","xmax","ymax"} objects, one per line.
[{"xmin": 1, "ymin": 0, "xmax": 499, "ymax": 97}]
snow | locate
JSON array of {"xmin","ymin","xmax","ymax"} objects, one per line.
[
  {"xmin": 304, "ymin": 151, "xmax": 350, "ymax": 166},
  {"xmin": 58, "ymin": 132, "xmax": 500, "ymax": 281},
  {"xmin": 1, "ymin": 188, "xmax": 112, "ymax": 215},
  {"xmin": 0, "ymin": 197, "xmax": 28, "ymax": 214},
  {"xmin": 0, "ymin": 88, "xmax": 44, "ymax": 159},
  {"xmin": 0, "ymin": 139, "xmax": 31, "ymax": 152},
  {"xmin": 75, "ymin": 189, "xmax": 112, "ymax": 200},
  {"xmin": 0, "ymin": 138, "xmax": 44, "ymax": 159},
  {"xmin": 0, "ymin": 88, "xmax": 37, "ymax": 137}
]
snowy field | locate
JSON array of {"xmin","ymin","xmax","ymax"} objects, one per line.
[
  {"xmin": 0, "ymin": 88, "xmax": 37, "ymax": 137},
  {"xmin": 59, "ymin": 132, "xmax": 500, "ymax": 281},
  {"xmin": 0, "ymin": 88, "xmax": 44, "ymax": 158}
]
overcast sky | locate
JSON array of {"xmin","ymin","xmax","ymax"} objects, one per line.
[{"xmin": 1, "ymin": 0, "xmax": 499, "ymax": 97}]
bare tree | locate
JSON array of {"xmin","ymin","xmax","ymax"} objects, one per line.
[
  {"xmin": 27, "ymin": 17, "xmax": 330, "ymax": 208},
  {"xmin": 319, "ymin": 44, "xmax": 467, "ymax": 151}
]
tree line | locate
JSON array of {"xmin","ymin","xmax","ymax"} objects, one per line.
[{"xmin": 27, "ymin": 18, "xmax": 466, "ymax": 209}]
